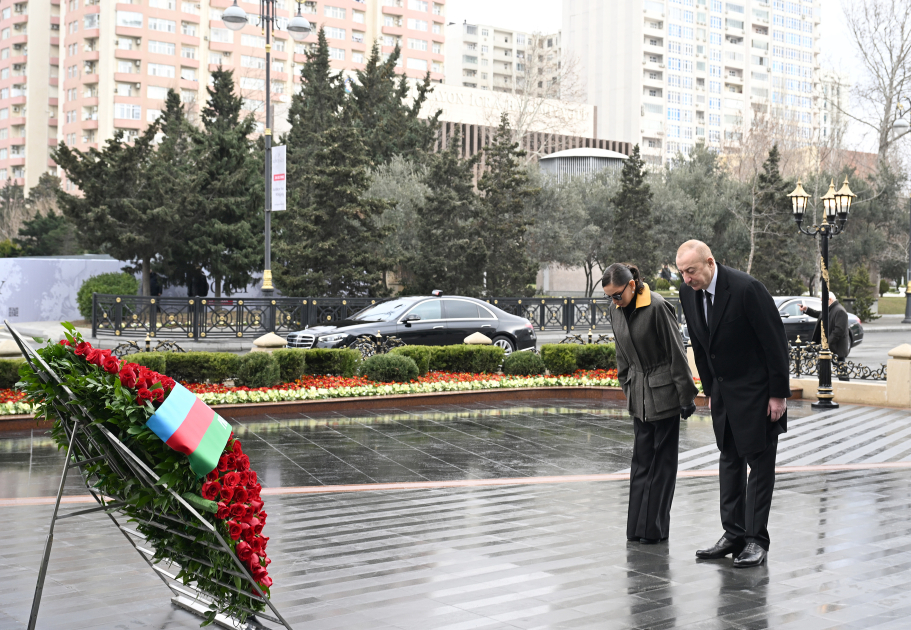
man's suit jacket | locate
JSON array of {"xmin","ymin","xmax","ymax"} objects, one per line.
[
  {"xmin": 679, "ymin": 264, "xmax": 791, "ymax": 455},
  {"xmin": 805, "ymin": 301, "xmax": 850, "ymax": 359}
]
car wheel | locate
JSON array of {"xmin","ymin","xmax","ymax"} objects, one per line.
[{"xmin": 492, "ymin": 335, "xmax": 515, "ymax": 356}]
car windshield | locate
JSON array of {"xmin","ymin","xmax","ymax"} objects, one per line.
[{"xmin": 350, "ymin": 299, "xmax": 414, "ymax": 322}]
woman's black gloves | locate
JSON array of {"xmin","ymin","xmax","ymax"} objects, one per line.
[{"xmin": 680, "ymin": 401, "xmax": 697, "ymax": 419}]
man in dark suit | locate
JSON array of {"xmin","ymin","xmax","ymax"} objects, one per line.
[
  {"xmin": 675, "ymin": 240, "xmax": 791, "ymax": 568},
  {"xmin": 800, "ymin": 293, "xmax": 850, "ymax": 380}
]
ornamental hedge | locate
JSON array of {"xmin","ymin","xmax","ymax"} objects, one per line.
[
  {"xmin": 271, "ymin": 348, "xmax": 307, "ymax": 383},
  {"xmin": 237, "ymin": 353, "xmax": 281, "ymax": 388},
  {"xmin": 76, "ymin": 272, "xmax": 139, "ymax": 319},
  {"xmin": 302, "ymin": 348, "xmax": 361, "ymax": 377},
  {"xmin": 361, "ymin": 354, "xmax": 420, "ymax": 383},
  {"xmin": 540, "ymin": 344, "xmax": 617, "ymax": 375},
  {"xmin": 428, "ymin": 345, "xmax": 505, "ymax": 374},
  {"xmin": 502, "ymin": 351, "xmax": 546, "ymax": 376},
  {"xmin": 389, "ymin": 346, "xmax": 432, "ymax": 375},
  {"xmin": 0, "ymin": 358, "xmax": 24, "ymax": 388}
]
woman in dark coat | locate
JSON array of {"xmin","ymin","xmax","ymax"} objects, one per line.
[{"xmin": 603, "ymin": 263, "xmax": 698, "ymax": 544}]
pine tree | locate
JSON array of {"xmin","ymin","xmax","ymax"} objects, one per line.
[
  {"xmin": 750, "ymin": 145, "xmax": 803, "ymax": 295},
  {"xmin": 410, "ymin": 128, "xmax": 486, "ymax": 295},
  {"xmin": 173, "ymin": 69, "xmax": 262, "ymax": 297},
  {"xmin": 608, "ymin": 144, "xmax": 658, "ymax": 278},
  {"xmin": 14, "ymin": 211, "xmax": 79, "ymax": 256},
  {"xmin": 273, "ymin": 123, "xmax": 391, "ymax": 296},
  {"xmin": 346, "ymin": 43, "xmax": 441, "ymax": 164},
  {"xmin": 477, "ymin": 114, "xmax": 538, "ymax": 296},
  {"xmin": 54, "ymin": 124, "xmax": 174, "ymax": 295}
]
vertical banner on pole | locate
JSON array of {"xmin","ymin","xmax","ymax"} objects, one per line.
[{"xmin": 271, "ymin": 145, "xmax": 286, "ymax": 212}]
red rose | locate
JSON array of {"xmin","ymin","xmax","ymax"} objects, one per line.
[
  {"xmin": 59, "ymin": 339, "xmax": 70, "ymax": 346},
  {"xmin": 242, "ymin": 527, "xmax": 255, "ymax": 543},
  {"xmin": 206, "ymin": 470, "xmax": 219, "ymax": 482},
  {"xmin": 236, "ymin": 455, "xmax": 250, "ymax": 471},
  {"xmin": 219, "ymin": 486, "xmax": 235, "ymax": 502},
  {"xmin": 250, "ymin": 483, "xmax": 262, "ymax": 499},
  {"xmin": 229, "ymin": 503, "xmax": 246, "ymax": 518},
  {"xmin": 201, "ymin": 481, "xmax": 221, "ymax": 501},
  {"xmin": 217, "ymin": 455, "xmax": 229, "ymax": 472},
  {"xmin": 161, "ymin": 377, "xmax": 176, "ymax": 392},
  {"xmin": 135, "ymin": 388, "xmax": 153, "ymax": 405},
  {"xmin": 258, "ymin": 576, "xmax": 273, "ymax": 589},
  {"xmin": 233, "ymin": 440, "xmax": 243, "ymax": 455},
  {"xmin": 233, "ymin": 487, "xmax": 248, "ymax": 504},
  {"xmin": 223, "ymin": 471, "xmax": 240, "ymax": 488},
  {"xmin": 251, "ymin": 536, "xmax": 268, "ymax": 554},
  {"xmin": 235, "ymin": 540, "xmax": 254, "ymax": 562},
  {"xmin": 119, "ymin": 365, "xmax": 138, "ymax": 389},
  {"xmin": 215, "ymin": 502, "xmax": 229, "ymax": 520},
  {"xmin": 85, "ymin": 348, "xmax": 103, "ymax": 365},
  {"xmin": 245, "ymin": 504, "xmax": 256, "ymax": 518},
  {"xmin": 103, "ymin": 356, "xmax": 121, "ymax": 374},
  {"xmin": 250, "ymin": 500, "xmax": 264, "ymax": 512},
  {"xmin": 225, "ymin": 454, "xmax": 237, "ymax": 470},
  {"xmin": 227, "ymin": 520, "xmax": 243, "ymax": 540},
  {"xmin": 251, "ymin": 518, "xmax": 263, "ymax": 536},
  {"xmin": 247, "ymin": 471, "xmax": 257, "ymax": 485},
  {"xmin": 262, "ymin": 555, "xmax": 271, "ymax": 566},
  {"xmin": 75, "ymin": 342, "xmax": 92, "ymax": 356},
  {"xmin": 150, "ymin": 388, "xmax": 164, "ymax": 404}
]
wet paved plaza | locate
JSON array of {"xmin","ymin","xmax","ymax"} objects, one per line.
[{"xmin": 4, "ymin": 399, "xmax": 911, "ymax": 629}]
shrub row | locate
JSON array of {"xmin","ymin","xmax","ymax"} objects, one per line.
[
  {"xmin": 540, "ymin": 344, "xmax": 617, "ymax": 375},
  {"xmin": 0, "ymin": 358, "xmax": 24, "ymax": 389}
]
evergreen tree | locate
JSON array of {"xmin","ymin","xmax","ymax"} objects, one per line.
[
  {"xmin": 608, "ymin": 145, "xmax": 658, "ymax": 278},
  {"xmin": 750, "ymin": 145, "xmax": 803, "ymax": 295},
  {"xmin": 0, "ymin": 180, "xmax": 24, "ymax": 242},
  {"xmin": 477, "ymin": 114, "xmax": 538, "ymax": 296},
  {"xmin": 346, "ymin": 43, "xmax": 441, "ymax": 164},
  {"xmin": 172, "ymin": 69, "xmax": 262, "ymax": 297},
  {"xmin": 54, "ymin": 124, "xmax": 173, "ymax": 295},
  {"xmin": 14, "ymin": 211, "xmax": 79, "ymax": 256},
  {"xmin": 410, "ymin": 128, "xmax": 486, "ymax": 295},
  {"xmin": 273, "ymin": 122, "xmax": 391, "ymax": 296}
]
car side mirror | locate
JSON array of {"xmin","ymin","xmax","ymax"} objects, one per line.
[
  {"xmin": 780, "ymin": 313, "xmax": 790, "ymax": 318},
  {"xmin": 402, "ymin": 313, "xmax": 420, "ymax": 327}
]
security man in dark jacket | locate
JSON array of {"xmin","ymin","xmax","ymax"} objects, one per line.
[
  {"xmin": 800, "ymin": 293, "xmax": 850, "ymax": 379},
  {"xmin": 675, "ymin": 240, "xmax": 790, "ymax": 568},
  {"xmin": 604, "ymin": 263, "xmax": 698, "ymax": 545}
]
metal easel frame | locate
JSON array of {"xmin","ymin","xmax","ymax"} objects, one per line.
[{"xmin": 8, "ymin": 322, "xmax": 293, "ymax": 630}]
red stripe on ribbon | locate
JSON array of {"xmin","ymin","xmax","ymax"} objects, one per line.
[{"xmin": 165, "ymin": 397, "xmax": 214, "ymax": 456}]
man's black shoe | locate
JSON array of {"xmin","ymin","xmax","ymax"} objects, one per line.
[
  {"xmin": 733, "ymin": 543, "xmax": 767, "ymax": 568},
  {"xmin": 695, "ymin": 536, "xmax": 745, "ymax": 559}
]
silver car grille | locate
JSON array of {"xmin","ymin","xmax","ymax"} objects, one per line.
[{"xmin": 287, "ymin": 334, "xmax": 316, "ymax": 349}]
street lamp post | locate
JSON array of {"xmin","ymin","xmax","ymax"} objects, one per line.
[
  {"xmin": 788, "ymin": 177, "xmax": 856, "ymax": 410},
  {"xmin": 223, "ymin": 1, "xmax": 311, "ymax": 296}
]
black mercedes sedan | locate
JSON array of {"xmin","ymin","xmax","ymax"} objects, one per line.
[
  {"xmin": 285, "ymin": 294, "xmax": 537, "ymax": 355},
  {"xmin": 774, "ymin": 296, "xmax": 864, "ymax": 352}
]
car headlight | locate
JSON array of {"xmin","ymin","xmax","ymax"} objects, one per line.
[{"xmin": 318, "ymin": 333, "xmax": 348, "ymax": 343}]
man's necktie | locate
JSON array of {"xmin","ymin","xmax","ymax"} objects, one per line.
[{"xmin": 705, "ymin": 290, "xmax": 714, "ymax": 328}]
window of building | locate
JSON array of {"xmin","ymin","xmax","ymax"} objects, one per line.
[
  {"xmin": 117, "ymin": 60, "xmax": 134, "ymax": 73},
  {"xmin": 241, "ymin": 55, "xmax": 265, "ymax": 69},
  {"xmin": 407, "ymin": 58, "xmax": 427, "ymax": 71},
  {"xmin": 116, "ymin": 11, "xmax": 143, "ymax": 28},
  {"xmin": 114, "ymin": 103, "xmax": 141, "ymax": 120},
  {"xmin": 150, "ymin": 0, "xmax": 176, "ymax": 9},
  {"xmin": 353, "ymin": 11, "xmax": 365, "ymax": 23},
  {"xmin": 84, "ymin": 14, "xmax": 99, "ymax": 29},
  {"xmin": 241, "ymin": 34, "xmax": 265, "ymax": 48},
  {"xmin": 325, "ymin": 27, "xmax": 346, "ymax": 40},
  {"xmin": 353, "ymin": 51, "xmax": 365, "ymax": 63},
  {"xmin": 149, "ymin": 40, "xmax": 175, "ymax": 55},
  {"xmin": 432, "ymin": 23, "xmax": 441, "ymax": 34},
  {"xmin": 147, "ymin": 109, "xmax": 162, "ymax": 122},
  {"xmin": 408, "ymin": 19, "xmax": 428, "ymax": 31},
  {"xmin": 210, "ymin": 28, "xmax": 232, "ymax": 43},
  {"xmin": 148, "ymin": 85, "xmax": 169, "ymax": 99},
  {"xmin": 181, "ymin": 46, "xmax": 197, "ymax": 59},
  {"xmin": 328, "ymin": 47, "xmax": 345, "ymax": 60},
  {"xmin": 408, "ymin": 38, "xmax": 427, "ymax": 51},
  {"xmin": 148, "ymin": 18, "xmax": 176, "ymax": 33},
  {"xmin": 409, "ymin": 0, "xmax": 428, "ymax": 10},
  {"xmin": 148, "ymin": 63, "xmax": 176, "ymax": 77},
  {"xmin": 180, "ymin": 67, "xmax": 196, "ymax": 81},
  {"xmin": 324, "ymin": 5, "xmax": 345, "ymax": 19},
  {"xmin": 462, "ymin": 55, "xmax": 477, "ymax": 64},
  {"xmin": 240, "ymin": 77, "xmax": 264, "ymax": 90},
  {"xmin": 181, "ymin": 22, "xmax": 197, "ymax": 36},
  {"xmin": 182, "ymin": 1, "xmax": 200, "ymax": 14}
]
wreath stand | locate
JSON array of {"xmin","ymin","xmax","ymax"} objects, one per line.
[{"xmin": 8, "ymin": 322, "xmax": 293, "ymax": 630}]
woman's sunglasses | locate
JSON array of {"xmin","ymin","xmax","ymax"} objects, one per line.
[{"xmin": 607, "ymin": 284, "xmax": 629, "ymax": 301}]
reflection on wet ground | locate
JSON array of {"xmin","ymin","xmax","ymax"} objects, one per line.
[{"xmin": 4, "ymin": 399, "xmax": 911, "ymax": 629}]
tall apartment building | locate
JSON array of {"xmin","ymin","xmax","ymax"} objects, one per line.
[
  {"xmin": 564, "ymin": 0, "xmax": 822, "ymax": 165},
  {"xmin": 444, "ymin": 21, "xmax": 561, "ymax": 96},
  {"xmin": 819, "ymin": 69, "xmax": 847, "ymax": 146},
  {"xmin": 0, "ymin": 0, "xmax": 60, "ymax": 191},
  {"xmin": 3, "ymin": 0, "xmax": 445, "ymax": 193}
]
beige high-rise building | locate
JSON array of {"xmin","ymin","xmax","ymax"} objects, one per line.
[
  {"xmin": 819, "ymin": 69, "xmax": 848, "ymax": 146},
  {"xmin": 444, "ymin": 21, "xmax": 561, "ymax": 97},
  {"xmin": 1, "ymin": 0, "xmax": 446, "ymax": 194},
  {"xmin": 564, "ymin": 0, "xmax": 822, "ymax": 166},
  {"xmin": 0, "ymin": 0, "xmax": 60, "ymax": 191}
]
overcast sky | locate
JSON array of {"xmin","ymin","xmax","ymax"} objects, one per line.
[{"xmin": 446, "ymin": 0, "xmax": 878, "ymax": 153}]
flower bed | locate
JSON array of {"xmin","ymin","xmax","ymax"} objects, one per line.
[{"xmin": 2, "ymin": 368, "xmax": 705, "ymax": 416}]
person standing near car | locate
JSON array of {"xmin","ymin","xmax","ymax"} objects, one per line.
[
  {"xmin": 800, "ymin": 293, "xmax": 850, "ymax": 381},
  {"xmin": 675, "ymin": 240, "xmax": 790, "ymax": 568},
  {"xmin": 603, "ymin": 262, "xmax": 698, "ymax": 545}
]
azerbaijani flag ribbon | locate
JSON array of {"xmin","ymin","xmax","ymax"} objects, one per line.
[{"xmin": 146, "ymin": 383, "xmax": 232, "ymax": 477}]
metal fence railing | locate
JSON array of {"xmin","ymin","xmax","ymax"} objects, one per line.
[{"xmin": 92, "ymin": 294, "xmax": 686, "ymax": 339}]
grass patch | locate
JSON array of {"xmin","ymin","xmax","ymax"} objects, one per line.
[{"xmin": 877, "ymin": 296, "xmax": 907, "ymax": 315}]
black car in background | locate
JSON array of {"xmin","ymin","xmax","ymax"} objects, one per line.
[
  {"xmin": 285, "ymin": 295, "xmax": 537, "ymax": 355},
  {"xmin": 774, "ymin": 296, "xmax": 864, "ymax": 352}
]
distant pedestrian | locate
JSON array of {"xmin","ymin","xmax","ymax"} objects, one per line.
[
  {"xmin": 150, "ymin": 272, "xmax": 163, "ymax": 297},
  {"xmin": 800, "ymin": 293, "xmax": 849, "ymax": 380},
  {"xmin": 602, "ymin": 262, "xmax": 698, "ymax": 545},
  {"xmin": 187, "ymin": 268, "xmax": 209, "ymax": 298},
  {"xmin": 660, "ymin": 264, "xmax": 672, "ymax": 283},
  {"xmin": 675, "ymin": 240, "xmax": 790, "ymax": 568}
]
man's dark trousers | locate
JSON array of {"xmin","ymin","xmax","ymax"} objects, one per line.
[{"xmin": 715, "ymin": 393, "xmax": 778, "ymax": 551}]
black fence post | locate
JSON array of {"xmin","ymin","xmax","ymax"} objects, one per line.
[
  {"xmin": 192, "ymin": 299, "xmax": 200, "ymax": 340},
  {"xmin": 91, "ymin": 293, "xmax": 97, "ymax": 338}
]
